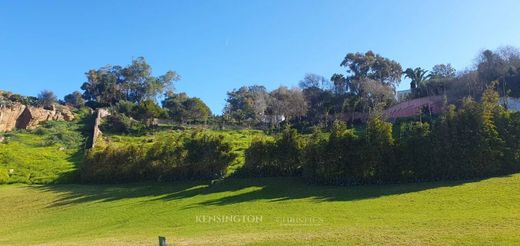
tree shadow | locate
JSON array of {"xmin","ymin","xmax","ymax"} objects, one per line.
[
  {"xmin": 33, "ymin": 175, "xmax": 504, "ymax": 209},
  {"xmin": 35, "ymin": 181, "xmax": 208, "ymax": 207},
  {"xmin": 176, "ymin": 177, "xmax": 483, "ymax": 208}
]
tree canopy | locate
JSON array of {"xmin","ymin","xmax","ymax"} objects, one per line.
[{"xmin": 80, "ymin": 57, "xmax": 180, "ymax": 107}]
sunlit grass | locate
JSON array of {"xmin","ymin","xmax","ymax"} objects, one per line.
[{"xmin": 1, "ymin": 174, "xmax": 520, "ymax": 245}]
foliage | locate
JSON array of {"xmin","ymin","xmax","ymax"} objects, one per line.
[
  {"xmin": 241, "ymin": 85, "xmax": 520, "ymax": 185},
  {"xmin": 162, "ymin": 92, "xmax": 212, "ymax": 124},
  {"xmin": 133, "ymin": 99, "xmax": 165, "ymax": 125},
  {"xmin": 80, "ymin": 57, "xmax": 180, "ymax": 107},
  {"xmin": 37, "ymin": 90, "xmax": 57, "ymax": 108},
  {"xmin": 241, "ymin": 128, "xmax": 306, "ymax": 177},
  {"xmin": 430, "ymin": 63, "xmax": 456, "ymax": 79},
  {"xmin": 303, "ymin": 121, "xmax": 362, "ymax": 184},
  {"xmin": 403, "ymin": 67, "xmax": 431, "ymax": 90},
  {"xmin": 33, "ymin": 120, "xmax": 85, "ymax": 148},
  {"xmin": 224, "ymin": 85, "xmax": 268, "ymax": 124},
  {"xmin": 63, "ymin": 91, "xmax": 85, "ymax": 108},
  {"xmin": 339, "ymin": 50, "xmax": 403, "ymax": 91},
  {"xmin": 100, "ymin": 113, "xmax": 145, "ymax": 134},
  {"xmin": 81, "ymin": 131, "xmax": 236, "ymax": 183}
]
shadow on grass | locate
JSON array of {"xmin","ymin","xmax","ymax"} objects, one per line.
[{"xmin": 33, "ymin": 175, "xmax": 499, "ymax": 208}]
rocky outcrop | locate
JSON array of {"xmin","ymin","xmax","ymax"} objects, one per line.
[
  {"xmin": 0, "ymin": 103, "xmax": 75, "ymax": 132},
  {"xmin": 0, "ymin": 104, "xmax": 27, "ymax": 132}
]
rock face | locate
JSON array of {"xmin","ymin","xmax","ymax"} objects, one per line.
[
  {"xmin": 90, "ymin": 108, "xmax": 110, "ymax": 148},
  {"xmin": 0, "ymin": 104, "xmax": 27, "ymax": 132},
  {"xmin": 0, "ymin": 104, "xmax": 75, "ymax": 132}
]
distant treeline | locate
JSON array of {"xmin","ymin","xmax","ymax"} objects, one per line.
[{"xmin": 7, "ymin": 46, "xmax": 518, "ymax": 133}]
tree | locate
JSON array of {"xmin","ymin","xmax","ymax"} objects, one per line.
[
  {"xmin": 183, "ymin": 98, "xmax": 212, "ymax": 123},
  {"xmin": 403, "ymin": 67, "xmax": 431, "ymax": 90},
  {"xmin": 63, "ymin": 91, "xmax": 85, "ymax": 108},
  {"xmin": 163, "ymin": 92, "xmax": 190, "ymax": 123},
  {"xmin": 355, "ymin": 78, "xmax": 396, "ymax": 111},
  {"xmin": 475, "ymin": 47, "xmax": 520, "ymax": 97},
  {"xmin": 81, "ymin": 57, "xmax": 180, "ymax": 107},
  {"xmin": 37, "ymin": 90, "xmax": 57, "ymax": 108},
  {"xmin": 299, "ymin": 73, "xmax": 329, "ymax": 90},
  {"xmin": 134, "ymin": 100, "xmax": 164, "ymax": 126},
  {"xmin": 335, "ymin": 51, "xmax": 402, "ymax": 114},
  {"xmin": 430, "ymin": 64, "xmax": 456, "ymax": 79},
  {"xmin": 163, "ymin": 93, "xmax": 212, "ymax": 124},
  {"xmin": 330, "ymin": 73, "xmax": 347, "ymax": 94},
  {"xmin": 340, "ymin": 50, "xmax": 402, "ymax": 91},
  {"xmin": 267, "ymin": 87, "xmax": 307, "ymax": 126},
  {"xmin": 224, "ymin": 85, "xmax": 269, "ymax": 125},
  {"xmin": 477, "ymin": 49, "xmax": 505, "ymax": 83}
]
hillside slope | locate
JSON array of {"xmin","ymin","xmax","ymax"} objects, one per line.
[{"xmin": 1, "ymin": 174, "xmax": 520, "ymax": 245}]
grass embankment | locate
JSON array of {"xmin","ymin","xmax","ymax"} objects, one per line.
[
  {"xmin": 1, "ymin": 174, "xmax": 520, "ymax": 245},
  {"xmin": 1, "ymin": 121, "xmax": 268, "ymax": 184},
  {"xmin": 0, "ymin": 120, "xmax": 85, "ymax": 184}
]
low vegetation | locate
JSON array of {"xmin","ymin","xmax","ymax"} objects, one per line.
[
  {"xmin": 0, "ymin": 121, "xmax": 84, "ymax": 184},
  {"xmin": 81, "ymin": 131, "xmax": 236, "ymax": 183}
]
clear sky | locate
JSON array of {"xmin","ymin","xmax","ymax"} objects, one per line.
[{"xmin": 1, "ymin": 0, "xmax": 520, "ymax": 114}]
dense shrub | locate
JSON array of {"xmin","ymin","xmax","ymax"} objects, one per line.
[
  {"xmin": 100, "ymin": 114, "xmax": 145, "ymax": 134},
  {"xmin": 241, "ymin": 128, "xmax": 306, "ymax": 177},
  {"xmin": 361, "ymin": 116, "xmax": 395, "ymax": 183},
  {"xmin": 395, "ymin": 121, "xmax": 433, "ymax": 181},
  {"xmin": 81, "ymin": 131, "xmax": 236, "ymax": 183},
  {"xmin": 303, "ymin": 121, "xmax": 362, "ymax": 185}
]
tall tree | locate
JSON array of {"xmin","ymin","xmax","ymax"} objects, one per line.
[
  {"xmin": 340, "ymin": 50, "xmax": 403, "ymax": 91},
  {"xmin": 224, "ymin": 85, "xmax": 268, "ymax": 124},
  {"xmin": 267, "ymin": 87, "xmax": 307, "ymax": 126},
  {"xmin": 81, "ymin": 57, "xmax": 179, "ymax": 107}
]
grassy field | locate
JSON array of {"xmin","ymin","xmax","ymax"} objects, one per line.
[{"xmin": 1, "ymin": 174, "xmax": 520, "ymax": 245}]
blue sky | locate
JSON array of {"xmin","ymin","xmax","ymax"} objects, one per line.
[{"xmin": 1, "ymin": 0, "xmax": 520, "ymax": 114}]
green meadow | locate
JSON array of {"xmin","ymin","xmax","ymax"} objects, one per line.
[{"xmin": 1, "ymin": 174, "xmax": 520, "ymax": 245}]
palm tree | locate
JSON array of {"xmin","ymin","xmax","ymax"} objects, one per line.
[
  {"xmin": 403, "ymin": 67, "xmax": 431, "ymax": 89},
  {"xmin": 403, "ymin": 67, "xmax": 432, "ymax": 96}
]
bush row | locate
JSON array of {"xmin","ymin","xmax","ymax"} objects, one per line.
[
  {"xmin": 241, "ymin": 87, "xmax": 520, "ymax": 185},
  {"xmin": 81, "ymin": 131, "xmax": 236, "ymax": 183}
]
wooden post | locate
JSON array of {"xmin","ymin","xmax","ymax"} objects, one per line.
[{"xmin": 159, "ymin": 236, "xmax": 167, "ymax": 246}]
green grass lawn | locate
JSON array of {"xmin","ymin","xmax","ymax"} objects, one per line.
[{"xmin": 1, "ymin": 174, "xmax": 520, "ymax": 245}]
